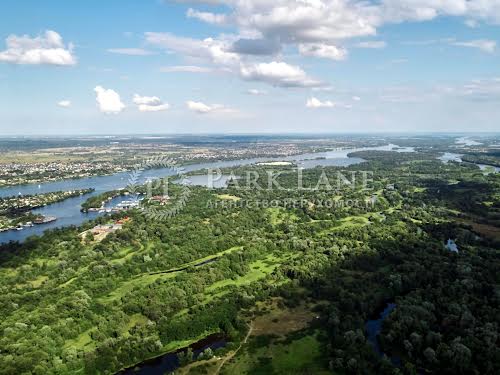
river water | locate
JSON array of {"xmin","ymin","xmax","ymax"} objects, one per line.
[
  {"xmin": 0, "ymin": 144, "xmax": 412, "ymax": 244},
  {"xmin": 365, "ymin": 302, "xmax": 401, "ymax": 366},
  {"xmin": 438, "ymin": 152, "xmax": 500, "ymax": 173},
  {"xmin": 119, "ymin": 333, "xmax": 227, "ymax": 375}
]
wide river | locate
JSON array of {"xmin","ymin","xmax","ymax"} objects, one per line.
[{"xmin": 0, "ymin": 144, "xmax": 412, "ymax": 244}]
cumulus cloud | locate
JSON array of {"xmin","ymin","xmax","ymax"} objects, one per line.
[
  {"xmin": 107, "ymin": 48, "xmax": 155, "ymax": 56},
  {"xmin": 186, "ymin": 100, "xmax": 230, "ymax": 114},
  {"xmin": 240, "ymin": 61, "xmax": 323, "ymax": 88},
  {"xmin": 58, "ymin": 100, "xmax": 71, "ymax": 108},
  {"xmin": 133, "ymin": 94, "xmax": 170, "ymax": 112},
  {"xmin": 223, "ymin": 0, "xmax": 378, "ymax": 43},
  {"xmin": 183, "ymin": 0, "xmax": 500, "ymax": 54},
  {"xmin": 306, "ymin": 97, "xmax": 353, "ymax": 108},
  {"xmin": 159, "ymin": 65, "xmax": 213, "ymax": 73},
  {"xmin": 94, "ymin": 86, "xmax": 125, "ymax": 114},
  {"xmin": 452, "ymin": 39, "xmax": 496, "ymax": 53},
  {"xmin": 230, "ymin": 38, "xmax": 282, "ymax": 56},
  {"xmin": 155, "ymin": 0, "xmax": 500, "ymax": 89},
  {"xmin": 187, "ymin": 8, "xmax": 228, "ymax": 25},
  {"xmin": 0, "ymin": 30, "xmax": 76, "ymax": 66},
  {"xmin": 299, "ymin": 43, "xmax": 348, "ymax": 60},
  {"xmin": 306, "ymin": 97, "xmax": 335, "ymax": 108},
  {"xmin": 145, "ymin": 32, "xmax": 240, "ymax": 67}
]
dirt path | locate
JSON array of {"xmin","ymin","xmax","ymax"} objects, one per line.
[
  {"xmin": 176, "ymin": 322, "xmax": 253, "ymax": 375},
  {"xmin": 212, "ymin": 322, "xmax": 253, "ymax": 375}
]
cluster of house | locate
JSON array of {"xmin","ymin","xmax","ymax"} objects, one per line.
[
  {"xmin": 80, "ymin": 217, "xmax": 131, "ymax": 242},
  {"xmin": 0, "ymin": 162, "xmax": 126, "ymax": 186}
]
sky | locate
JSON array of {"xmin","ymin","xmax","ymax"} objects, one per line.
[{"xmin": 0, "ymin": 0, "xmax": 499, "ymax": 135}]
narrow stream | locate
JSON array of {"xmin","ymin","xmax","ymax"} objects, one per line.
[{"xmin": 365, "ymin": 302, "xmax": 401, "ymax": 366}]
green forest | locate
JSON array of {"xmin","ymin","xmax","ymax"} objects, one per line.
[{"xmin": 0, "ymin": 149, "xmax": 499, "ymax": 375}]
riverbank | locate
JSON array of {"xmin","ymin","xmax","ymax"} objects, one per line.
[
  {"xmin": 0, "ymin": 188, "xmax": 93, "ymax": 232},
  {"xmin": 117, "ymin": 331, "xmax": 227, "ymax": 375}
]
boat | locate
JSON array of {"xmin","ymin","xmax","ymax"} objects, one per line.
[{"xmin": 33, "ymin": 216, "xmax": 57, "ymax": 225}]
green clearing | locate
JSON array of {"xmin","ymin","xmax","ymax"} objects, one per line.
[
  {"xmin": 318, "ymin": 215, "xmax": 370, "ymax": 236},
  {"xmin": 109, "ymin": 246, "xmax": 138, "ymax": 265},
  {"xmin": 206, "ymin": 255, "xmax": 281, "ymax": 292},
  {"xmin": 220, "ymin": 332, "xmax": 328, "ymax": 375},
  {"xmin": 64, "ymin": 329, "xmax": 93, "ymax": 350},
  {"xmin": 30, "ymin": 275, "xmax": 49, "ymax": 288},
  {"xmin": 217, "ymin": 194, "xmax": 241, "ymax": 201},
  {"xmin": 267, "ymin": 207, "xmax": 299, "ymax": 226},
  {"xmin": 99, "ymin": 272, "xmax": 178, "ymax": 303}
]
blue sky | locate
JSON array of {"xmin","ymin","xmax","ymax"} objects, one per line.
[{"xmin": 0, "ymin": 0, "xmax": 499, "ymax": 135}]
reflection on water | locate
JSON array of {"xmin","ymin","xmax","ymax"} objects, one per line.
[
  {"xmin": 478, "ymin": 164, "xmax": 500, "ymax": 174},
  {"xmin": 365, "ymin": 303, "xmax": 400, "ymax": 366},
  {"xmin": 437, "ymin": 153, "xmax": 499, "ymax": 174}
]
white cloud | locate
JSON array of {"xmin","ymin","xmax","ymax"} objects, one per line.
[
  {"xmin": 306, "ymin": 97, "xmax": 353, "ymax": 108},
  {"xmin": 240, "ymin": 61, "xmax": 323, "ymax": 88},
  {"xmin": 94, "ymin": 86, "xmax": 125, "ymax": 114},
  {"xmin": 227, "ymin": 0, "xmax": 378, "ymax": 43},
  {"xmin": 306, "ymin": 97, "xmax": 335, "ymax": 108},
  {"xmin": 133, "ymin": 94, "xmax": 170, "ymax": 112},
  {"xmin": 183, "ymin": 0, "xmax": 500, "ymax": 57},
  {"xmin": 355, "ymin": 41, "xmax": 387, "ymax": 49},
  {"xmin": 186, "ymin": 100, "xmax": 231, "ymax": 114},
  {"xmin": 57, "ymin": 100, "xmax": 71, "ymax": 108},
  {"xmin": 230, "ymin": 38, "xmax": 282, "ymax": 55},
  {"xmin": 0, "ymin": 30, "xmax": 76, "ymax": 66},
  {"xmin": 187, "ymin": 101, "xmax": 216, "ymax": 114},
  {"xmin": 145, "ymin": 32, "xmax": 240, "ymax": 67},
  {"xmin": 380, "ymin": 0, "xmax": 500, "ymax": 24},
  {"xmin": 299, "ymin": 43, "xmax": 348, "ymax": 60},
  {"xmin": 187, "ymin": 8, "xmax": 228, "ymax": 25},
  {"xmin": 159, "ymin": 65, "xmax": 213, "ymax": 73},
  {"xmin": 452, "ymin": 39, "xmax": 496, "ymax": 53},
  {"xmin": 246, "ymin": 89, "xmax": 267, "ymax": 95},
  {"xmin": 107, "ymin": 48, "xmax": 155, "ymax": 56},
  {"xmin": 154, "ymin": 0, "xmax": 500, "ymax": 90},
  {"xmin": 465, "ymin": 19, "xmax": 479, "ymax": 28}
]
